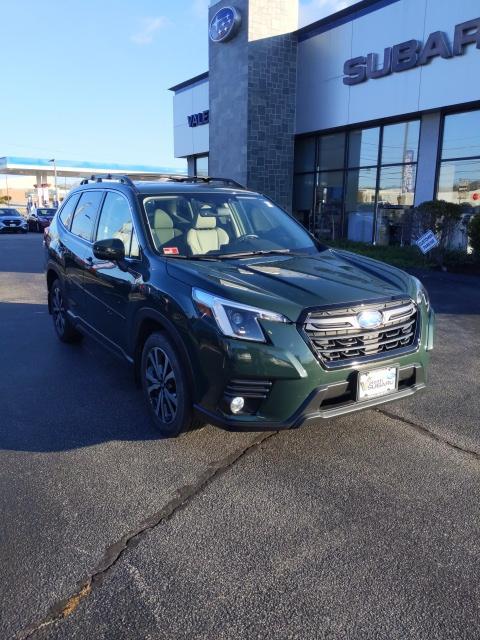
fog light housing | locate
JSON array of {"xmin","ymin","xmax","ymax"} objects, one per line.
[{"xmin": 230, "ymin": 397, "xmax": 245, "ymax": 414}]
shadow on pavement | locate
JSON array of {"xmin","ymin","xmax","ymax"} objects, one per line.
[
  {"xmin": 0, "ymin": 235, "xmax": 44, "ymax": 274},
  {"xmin": 0, "ymin": 301, "xmax": 160, "ymax": 453}
]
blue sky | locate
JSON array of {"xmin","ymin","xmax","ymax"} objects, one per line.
[{"xmin": 0, "ymin": 0, "xmax": 355, "ymax": 169}]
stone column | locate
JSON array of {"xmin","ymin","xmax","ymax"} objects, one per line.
[{"xmin": 209, "ymin": 0, "xmax": 298, "ymax": 211}]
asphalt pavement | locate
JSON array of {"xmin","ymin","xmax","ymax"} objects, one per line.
[{"xmin": 1, "ymin": 233, "xmax": 479, "ymax": 640}]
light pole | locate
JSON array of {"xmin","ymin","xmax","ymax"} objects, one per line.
[{"xmin": 48, "ymin": 158, "xmax": 57, "ymax": 206}]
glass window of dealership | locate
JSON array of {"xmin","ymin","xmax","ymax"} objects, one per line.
[{"xmin": 293, "ymin": 107, "xmax": 480, "ymax": 246}]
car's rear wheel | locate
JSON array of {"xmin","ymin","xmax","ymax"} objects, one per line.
[
  {"xmin": 141, "ymin": 332, "xmax": 200, "ymax": 438},
  {"xmin": 51, "ymin": 279, "xmax": 83, "ymax": 343}
]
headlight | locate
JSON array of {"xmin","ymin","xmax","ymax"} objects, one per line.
[
  {"xmin": 192, "ymin": 288, "xmax": 289, "ymax": 342},
  {"xmin": 414, "ymin": 278, "xmax": 430, "ymax": 311}
]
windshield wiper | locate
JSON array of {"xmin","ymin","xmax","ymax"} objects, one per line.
[{"xmin": 212, "ymin": 249, "xmax": 292, "ymax": 260}]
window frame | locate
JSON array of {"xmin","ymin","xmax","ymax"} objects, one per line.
[
  {"xmin": 93, "ymin": 188, "xmax": 142, "ymax": 260},
  {"xmin": 293, "ymin": 115, "xmax": 421, "ymax": 243},
  {"xmin": 68, "ymin": 190, "xmax": 106, "ymax": 242},
  {"xmin": 194, "ymin": 154, "xmax": 209, "ymax": 177},
  {"xmin": 58, "ymin": 193, "xmax": 81, "ymax": 231},
  {"xmin": 435, "ymin": 106, "xmax": 480, "ymax": 208}
]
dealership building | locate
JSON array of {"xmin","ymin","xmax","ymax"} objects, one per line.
[{"xmin": 170, "ymin": 0, "xmax": 480, "ymax": 248}]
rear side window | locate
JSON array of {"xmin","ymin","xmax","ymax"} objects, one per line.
[
  {"xmin": 59, "ymin": 195, "xmax": 80, "ymax": 228},
  {"xmin": 96, "ymin": 192, "xmax": 139, "ymax": 258},
  {"xmin": 70, "ymin": 191, "xmax": 104, "ymax": 241}
]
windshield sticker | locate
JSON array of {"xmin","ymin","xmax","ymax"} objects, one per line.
[{"xmin": 163, "ymin": 247, "xmax": 179, "ymax": 255}]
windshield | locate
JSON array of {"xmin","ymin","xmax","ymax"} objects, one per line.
[
  {"xmin": 0, "ymin": 209, "xmax": 21, "ymax": 216},
  {"xmin": 37, "ymin": 209, "xmax": 56, "ymax": 216},
  {"xmin": 142, "ymin": 193, "xmax": 319, "ymax": 258}
]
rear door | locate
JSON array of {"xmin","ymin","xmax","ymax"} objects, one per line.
[
  {"xmin": 82, "ymin": 190, "xmax": 142, "ymax": 352},
  {"xmin": 60, "ymin": 190, "xmax": 104, "ymax": 320}
]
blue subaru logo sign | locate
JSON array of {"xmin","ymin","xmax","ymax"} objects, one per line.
[
  {"xmin": 357, "ymin": 309, "xmax": 384, "ymax": 330},
  {"xmin": 209, "ymin": 6, "xmax": 241, "ymax": 43}
]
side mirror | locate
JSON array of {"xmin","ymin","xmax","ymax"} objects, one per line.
[{"xmin": 93, "ymin": 238, "xmax": 126, "ymax": 264}]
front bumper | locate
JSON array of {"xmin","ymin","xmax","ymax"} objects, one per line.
[
  {"xmin": 195, "ymin": 363, "xmax": 426, "ymax": 431},
  {"xmin": 0, "ymin": 224, "xmax": 27, "ymax": 233},
  {"xmin": 192, "ymin": 306, "xmax": 435, "ymax": 431}
]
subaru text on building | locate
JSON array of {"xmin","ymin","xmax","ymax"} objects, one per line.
[{"xmin": 44, "ymin": 175, "xmax": 435, "ymax": 437}]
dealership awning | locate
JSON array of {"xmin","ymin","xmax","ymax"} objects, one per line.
[{"xmin": 0, "ymin": 156, "xmax": 184, "ymax": 179}]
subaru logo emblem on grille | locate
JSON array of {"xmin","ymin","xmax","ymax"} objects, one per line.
[{"xmin": 357, "ymin": 309, "xmax": 383, "ymax": 329}]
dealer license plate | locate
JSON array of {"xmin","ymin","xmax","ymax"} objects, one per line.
[{"xmin": 357, "ymin": 366, "xmax": 398, "ymax": 401}]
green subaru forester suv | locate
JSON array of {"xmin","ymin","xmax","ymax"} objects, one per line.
[{"xmin": 45, "ymin": 175, "xmax": 435, "ymax": 437}]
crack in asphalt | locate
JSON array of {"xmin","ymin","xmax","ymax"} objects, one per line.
[
  {"xmin": 16, "ymin": 431, "xmax": 278, "ymax": 640},
  {"xmin": 17, "ymin": 409, "xmax": 478, "ymax": 639},
  {"xmin": 378, "ymin": 408, "xmax": 480, "ymax": 461}
]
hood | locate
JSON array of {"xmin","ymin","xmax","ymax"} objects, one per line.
[
  {"xmin": 0, "ymin": 212, "xmax": 23, "ymax": 220},
  {"xmin": 166, "ymin": 249, "xmax": 415, "ymax": 321}
]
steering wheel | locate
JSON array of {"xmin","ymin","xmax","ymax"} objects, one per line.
[{"xmin": 236, "ymin": 234, "xmax": 259, "ymax": 242}]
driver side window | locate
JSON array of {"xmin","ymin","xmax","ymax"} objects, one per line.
[{"xmin": 96, "ymin": 192, "xmax": 139, "ymax": 258}]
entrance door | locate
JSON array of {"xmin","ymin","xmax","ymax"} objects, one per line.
[
  {"xmin": 375, "ymin": 205, "xmax": 414, "ymax": 246},
  {"xmin": 312, "ymin": 171, "xmax": 344, "ymax": 241}
]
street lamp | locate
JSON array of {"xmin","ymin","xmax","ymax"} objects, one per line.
[{"xmin": 48, "ymin": 158, "xmax": 57, "ymax": 207}]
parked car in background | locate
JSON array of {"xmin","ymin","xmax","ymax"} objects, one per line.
[
  {"xmin": 44, "ymin": 174, "xmax": 435, "ymax": 438},
  {"xmin": 0, "ymin": 208, "xmax": 28, "ymax": 233},
  {"xmin": 28, "ymin": 207, "xmax": 57, "ymax": 232}
]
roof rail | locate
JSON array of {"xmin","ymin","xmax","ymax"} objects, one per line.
[
  {"xmin": 165, "ymin": 176, "xmax": 246, "ymax": 189},
  {"xmin": 79, "ymin": 174, "xmax": 246, "ymax": 190},
  {"xmin": 79, "ymin": 174, "xmax": 136, "ymax": 187}
]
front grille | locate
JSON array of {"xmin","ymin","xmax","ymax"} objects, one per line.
[
  {"xmin": 3, "ymin": 219, "xmax": 20, "ymax": 225},
  {"xmin": 303, "ymin": 298, "xmax": 418, "ymax": 368}
]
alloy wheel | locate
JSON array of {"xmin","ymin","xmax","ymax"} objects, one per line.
[
  {"xmin": 145, "ymin": 347, "xmax": 178, "ymax": 424},
  {"xmin": 52, "ymin": 287, "xmax": 66, "ymax": 335}
]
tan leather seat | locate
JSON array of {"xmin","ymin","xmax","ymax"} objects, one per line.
[
  {"xmin": 187, "ymin": 214, "xmax": 229, "ymax": 255},
  {"xmin": 151, "ymin": 209, "xmax": 181, "ymax": 248}
]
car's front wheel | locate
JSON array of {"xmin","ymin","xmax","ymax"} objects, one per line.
[
  {"xmin": 50, "ymin": 279, "xmax": 83, "ymax": 343},
  {"xmin": 141, "ymin": 332, "xmax": 200, "ymax": 438}
]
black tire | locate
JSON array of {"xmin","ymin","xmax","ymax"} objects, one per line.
[
  {"xmin": 36, "ymin": 222, "xmax": 40, "ymax": 233},
  {"xmin": 141, "ymin": 332, "xmax": 200, "ymax": 438},
  {"xmin": 50, "ymin": 279, "xmax": 83, "ymax": 343}
]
